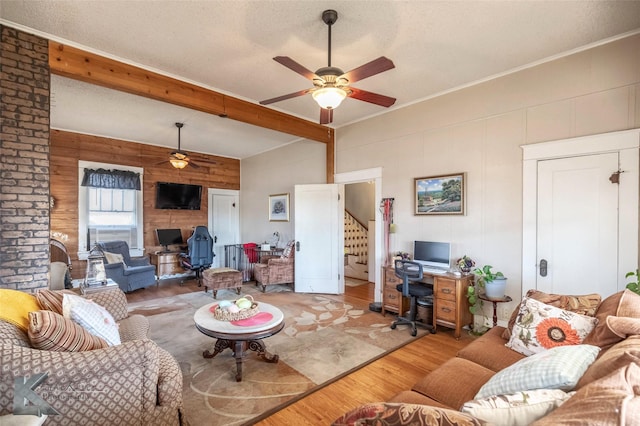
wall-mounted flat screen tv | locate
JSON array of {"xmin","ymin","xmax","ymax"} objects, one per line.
[{"xmin": 155, "ymin": 182, "xmax": 202, "ymax": 210}]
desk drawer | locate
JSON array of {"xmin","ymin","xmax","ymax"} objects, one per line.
[
  {"xmin": 436, "ymin": 299, "xmax": 457, "ymax": 322},
  {"xmin": 436, "ymin": 279, "xmax": 457, "ymax": 302}
]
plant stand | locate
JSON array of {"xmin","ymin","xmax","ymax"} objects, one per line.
[{"xmin": 478, "ymin": 294, "xmax": 512, "ymax": 327}]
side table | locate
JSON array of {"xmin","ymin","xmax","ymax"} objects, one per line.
[
  {"xmin": 478, "ymin": 294, "xmax": 512, "ymax": 327},
  {"xmin": 193, "ymin": 301, "xmax": 284, "ymax": 381}
]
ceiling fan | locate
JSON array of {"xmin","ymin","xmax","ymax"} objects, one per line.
[
  {"xmin": 259, "ymin": 9, "xmax": 396, "ymax": 124},
  {"xmin": 165, "ymin": 122, "xmax": 200, "ymax": 169}
]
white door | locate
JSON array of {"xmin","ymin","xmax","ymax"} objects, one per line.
[
  {"xmin": 536, "ymin": 153, "xmax": 619, "ymax": 296},
  {"xmin": 208, "ymin": 190, "xmax": 239, "ymax": 268},
  {"xmin": 294, "ymin": 184, "xmax": 344, "ymax": 294}
]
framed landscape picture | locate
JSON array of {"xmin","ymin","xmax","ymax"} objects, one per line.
[
  {"xmin": 269, "ymin": 193, "xmax": 290, "ymax": 222},
  {"xmin": 414, "ymin": 173, "xmax": 465, "ymax": 215}
]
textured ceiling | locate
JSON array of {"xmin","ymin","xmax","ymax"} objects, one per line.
[{"xmin": 2, "ymin": 1, "xmax": 640, "ymax": 159}]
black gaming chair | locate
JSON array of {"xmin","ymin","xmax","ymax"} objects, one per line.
[
  {"xmin": 390, "ymin": 259, "xmax": 436, "ymax": 336},
  {"xmin": 180, "ymin": 226, "xmax": 215, "ymax": 286}
]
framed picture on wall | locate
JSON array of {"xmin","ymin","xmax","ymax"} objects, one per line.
[
  {"xmin": 269, "ymin": 193, "xmax": 290, "ymax": 222},
  {"xmin": 414, "ymin": 173, "xmax": 465, "ymax": 215}
]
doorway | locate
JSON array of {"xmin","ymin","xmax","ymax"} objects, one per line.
[
  {"xmin": 335, "ymin": 168, "xmax": 383, "ymax": 303},
  {"xmin": 344, "ymin": 181, "xmax": 376, "ymax": 300},
  {"xmin": 522, "ymin": 129, "xmax": 639, "ymax": 299}
]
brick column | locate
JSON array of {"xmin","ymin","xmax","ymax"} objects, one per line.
[{"xmin": 0, "ymin": 25, "xmax": 51, "ymax": 291}]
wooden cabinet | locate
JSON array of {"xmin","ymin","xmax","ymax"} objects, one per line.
[
  {"xmin": 150, "ymin": 252, "xmax": 183, "ymax": 277},
  {"xmin": 433, "ymin": 275, "xmax": 473, "ymax": 339},
  {"xmin": 381, "ymin": 267, "xmax": 407, "ymax": 316},
  {"xmin": 381, "ymin": 266, "xmax": 472, "ymax": 339}
]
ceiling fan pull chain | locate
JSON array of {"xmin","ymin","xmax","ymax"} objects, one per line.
[{"xmin": 327, "ymin": 17, "xmax": 332, "ymax": 67}]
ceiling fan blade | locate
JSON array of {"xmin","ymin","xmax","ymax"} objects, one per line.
[
  {"xmin": 273, "ymin": 56, "xmax": 319, "ymax": 80},
  {"xmin": 260, "ymin": 88, "xmax": 312, "ymax": 105},
  {"xmin": 342, "ymin": 57, "xmax": 395, "ymax": 83},
  {"xmin": 348, "ymin": 87, "xmax": 396, "ymax": 108},
  {"xmin": 319, "ymin": 108, "xmax": 333, "ymax": 125},
  {"xmin": 188, "ymin": 160, "xmax": 201, "ymax": 169}
]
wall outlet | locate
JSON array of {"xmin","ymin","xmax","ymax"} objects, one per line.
[{"xmin": 499, "ymin": 306, "xmax": 512, "ymax": 321}]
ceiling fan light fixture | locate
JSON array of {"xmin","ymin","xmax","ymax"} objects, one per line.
[
  {"xmin": 312, "ymin": 87, "xmax": 347, "ymax": 109},
  {"xmin": 170, "ymin": 158, "xmax": 189, "ymax": 169}
]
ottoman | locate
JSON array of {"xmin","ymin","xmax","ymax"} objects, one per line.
[{"xmin": 202, "ymin": 268, "xmax": 243, "ymax": 298}]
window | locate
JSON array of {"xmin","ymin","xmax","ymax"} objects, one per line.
[{"xmin": 78, "ymin": 161, "xmax": 144, "ymax": 258}]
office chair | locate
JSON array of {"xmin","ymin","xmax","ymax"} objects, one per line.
[
  {"xmin": 390, "ymin": 259, "xmax": 436, "ymax": 337},
  {"xmin": 180, "ymin": 226, "xmax": 215, "ymax": 286}
]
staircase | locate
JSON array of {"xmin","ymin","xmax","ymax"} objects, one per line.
[{"xmin": 344, "ymin": 211, "xmax": 368, "ymax": 280}]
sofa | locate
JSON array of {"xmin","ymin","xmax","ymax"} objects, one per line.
[
  {"xmin": 0, "ymin": 288, "xmax": 184, "ymax": 425},
  {"xmin": 333, "ymin": 289, "xmax": 640, "ymax": 425},
  {"xmin": 97, "ymin": 240, "xmax": 157, "ymax": 292}
]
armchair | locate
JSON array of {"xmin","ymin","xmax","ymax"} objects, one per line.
[
  {"xmin": 0, "ymin": 288, "xmax": 184, "ymax": 425},
  {"xmin": 253, "ymin": 240, "xmax": 295, "ymax": 292},
  {"xmin": 96, "ymin": 241, "xmax": 157, "ymax": 293}
]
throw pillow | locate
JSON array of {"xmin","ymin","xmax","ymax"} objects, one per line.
[
  {"xmin": 606, "ymin": 316, "xmax": 640, "ymax": 339},
  {"xmin": 502, "ymin": 290, "xmax": 600, "ymax": 340},
  {"xmin": 583, "ymin": 289, "xmax": 640, "ymax": 350},
  {"xmin": 281, "ymin": 240, "xmax": 295, "ymax": 259},
  {"xmin": 332, "ymin": 402, "xmax": 483, "ymax": 426},
  {"xmin": 103, "ymin": 251, "xmax": 127, "ymax": 268},
  {"xmin": 28, "ymin": 310, "xmax": 109, "ymax": 351},
  {"xmin": 506, "ymin": 297, "xmax": 598, "ymax": 356},
  {"xmin": 531, "ymin": 362, "xmax": 640, "ymax": 425},
  {"xmin": 62, "ymin": 293, "xmax": 121, "ymax": 346},
  {"xmin": 461, "ymin": 389, "xmax": 574, "ymax": 426},
  {"xmin": 475, "ymin": 344, "xmax": 600, "ymax": 399},
  {"xmin": 576, "ymin": 335, "xmax": 640, "ymax": 389},
  {"xmin": 35, "ymin": 289, "xmax": 76, "ymax": 314},
  {"xmin": 0, "ymin": 289, "xmax": 42, "ymax": 332}
]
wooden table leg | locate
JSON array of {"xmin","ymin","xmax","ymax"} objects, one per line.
[
  {"xmin": 203, "ymin": 338, "xmax": 231, "ymax": 359},
  {"xmin": 202, "ymin": 337, "xmax": 280, "ymax": 382},
  {"xmin": 247, "ymin": 340, "xmax": 279, "ymax": 363},
  {"xmin": 490, "ymin": 301, "xmax": 498, "ymax": 328}
]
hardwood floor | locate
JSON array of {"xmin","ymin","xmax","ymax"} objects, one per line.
[{"xmin": 125, "ymin": 276, "xmax": 472, "ymax": 424}]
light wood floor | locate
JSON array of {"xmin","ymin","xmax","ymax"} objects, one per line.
[{"xmin": 125, "ymin": 276, "xmax": 472, "ymax": 424}]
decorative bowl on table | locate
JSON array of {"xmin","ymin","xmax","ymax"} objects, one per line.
[{"xmin": 212, "ymin": 295, "xmax": 259, "ymax": 321}]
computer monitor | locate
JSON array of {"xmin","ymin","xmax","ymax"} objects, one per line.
[
  {"xmin": 413, "ymin": 241, "xmax": 451, "ymax": 270},
  {"xmin": 156, "ymin": 228, "xmax": 183, "ymax": 252}
]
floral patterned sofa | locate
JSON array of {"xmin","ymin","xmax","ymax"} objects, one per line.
[
  {"xmin": 333, "ymin": 289, "xmax": 640, "ymax": 425},
  {"xmin": 0, "ymin": 288, "xmax": 184, "ymax": 425}
]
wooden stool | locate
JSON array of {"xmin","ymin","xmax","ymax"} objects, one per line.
[{"xmin": 202, "ymin": 268, "xmax": 243, "ymax": 298}]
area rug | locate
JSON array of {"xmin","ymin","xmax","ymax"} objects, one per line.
[{"xmin": 128, "ymin": 284, "xmax": 424, "ymax": 426}]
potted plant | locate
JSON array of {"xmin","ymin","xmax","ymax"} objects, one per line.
[
  {"xmin": 456, "ymin": 255, "xmax": 475, "ymax": 274},
  {"xmin": 473, "ymin": 265, "xmax": 507, "ymax": 299},
  {"xmin": 625, "ymin": 269, "xmax": 640, "ymax": 295}
]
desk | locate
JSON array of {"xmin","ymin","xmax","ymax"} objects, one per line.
[
  {"xmin": 382, "ymin": 267, "xmax": 473, "ymax": 339},
  {"xmin": 150, "ymin": 252, "xmax": 183, "ymax": 277},
  {"xmin": 479, "ymin": 294, "xmax": 512, "ymax": 327}
]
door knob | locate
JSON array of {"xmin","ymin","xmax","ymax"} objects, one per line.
[
  {"xmin": 296, "ymin": 241, "xmax": 300, "ymax": 251},
  {"xmin": 539, "ymin": 259, "xmax": 548, "ymax": 277}
]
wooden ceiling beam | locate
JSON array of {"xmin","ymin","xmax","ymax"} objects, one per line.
[{"xmin": 48, "ymin": 42, "xmax": 336, "ymax": 154}]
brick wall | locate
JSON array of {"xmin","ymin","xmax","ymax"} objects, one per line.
[{"xmin": 0, "ymin": 25, "xmax": 51, "ymax": 291}]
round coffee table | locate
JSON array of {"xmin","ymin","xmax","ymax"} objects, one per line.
[{"xmin": 193, "ymin": 301, "xmax": 285, "ymax": 382}]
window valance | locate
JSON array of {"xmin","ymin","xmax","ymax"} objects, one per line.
[{"xmin": 81, "ymin": 168, "xmax": 141, "ymax": 190}]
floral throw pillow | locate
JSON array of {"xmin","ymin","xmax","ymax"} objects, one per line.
[{"xmin": 506, "ymin": 297, "xmax": 598, "ymax": 356}]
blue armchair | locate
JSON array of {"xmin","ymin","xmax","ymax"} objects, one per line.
[{"xmin": 96, "ymin": 241, "xmax": 157, "ymax": 292}]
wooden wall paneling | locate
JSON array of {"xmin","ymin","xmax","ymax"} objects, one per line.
[{"xmin": 50, "ymin": 129, "xmax": 240, "ymax": 279}]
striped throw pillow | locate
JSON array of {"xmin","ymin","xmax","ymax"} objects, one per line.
[
  {"xmin": 28, "ymin": 310, "xmax": 109, "ymax": 351},
  {"xmin": 35, "ymin": 289, "xmax": 76, "ymax": 314}
]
